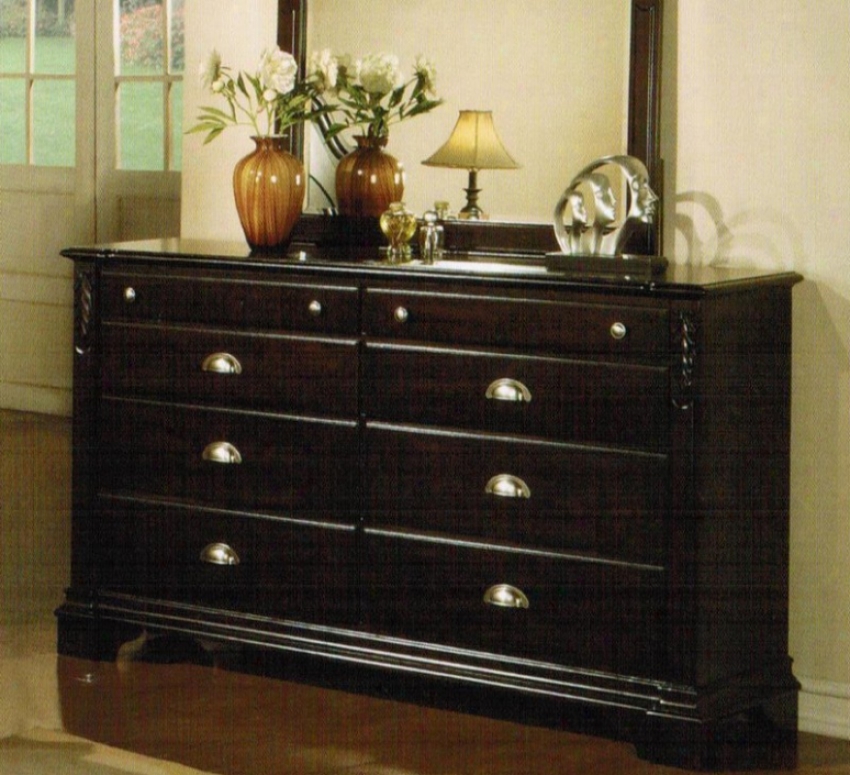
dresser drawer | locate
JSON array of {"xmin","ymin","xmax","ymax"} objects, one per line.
[
  {"xmin": 101, "ymin": 271, "xmax": 360, "ymax": 334},
  {"xmin": 363, "ymin": 344, "xmax": 668, "ymax": 449},
  {"xmin": 363, "ymin": 288, "xmax": 668, "ymax": 357},
  {"xmin": 102, "ymin": 323, "xmax": 358, "ymax": 417},
  {"xmin": 95, "ymin": 498, "xmax": 357, "ymax": 624},
  {"xmin": 99, "ymin": 399, "xmax": 359, "ymax": 519},
  {"xmin": 364, "ymin": 426, "xmax": 667, "ymax": 566},
  {"xmin": 362, "ymin": 533, "xmax": 665, "ymax": 678}
]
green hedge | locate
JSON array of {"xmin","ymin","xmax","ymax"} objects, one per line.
[{"xmin": 0, "ymin": 0, "xmax": 75, "ymax": 37}]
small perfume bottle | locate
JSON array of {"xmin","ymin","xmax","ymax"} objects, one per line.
[
  {"xmin": 379, "ymin": 202, "xmax": 417, "ymax": 263},
  {"xmin": 434, "ymin": 200, "xmax": 451, "ymax": 221},
  {"xmin": 418, "ymin": 210, "xmax": 444, "ymax": 264}
]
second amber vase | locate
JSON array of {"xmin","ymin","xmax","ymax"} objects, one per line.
[
  {"xmin": 335, "ymin": 135, "xmax": 405, "ymax": 218},
  {"xmin": 232, "ymin": 136, "xmax": 305, "ymax": 250}
]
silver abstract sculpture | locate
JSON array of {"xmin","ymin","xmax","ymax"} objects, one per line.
[{"xmin": 553, "ymin": 155, "xmax": 658, "ymax": 256}]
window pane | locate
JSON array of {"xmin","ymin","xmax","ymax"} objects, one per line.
[
  {"xmin": 169, "ymin": 0, "xmax": 183, "ymax": 73},
  {"xmin": 0, "ymin": 0, "xmax": 27, "ymax": 72},
  {"xmin": 0, "ymin": 78, "xmax": 26, "ymax": 163},
  {"xmin": 119, "ymin": 80, "xmax": 163, "ymax": 169},
  {"xmin": 34, "ymin": 0, "xmax": 75, "ymax": 74},
  {"xmin": 118, "ymin": 0, "xmax": 164, "ymax": 74},
  {"xmin": 32, "ymin": 78, "xmax": 75, "ymax": 165},
  {"xmin": 169, "ymin": 79, "xmax": 182, "ymax": 170}
]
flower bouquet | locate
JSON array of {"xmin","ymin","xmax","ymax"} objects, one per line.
[
  {"xmin": 188, "ymin": 46, "xmax": 328, "ymax": 250},
  {"xmin": 307, "ymin": 50, "xmax": 442, "ymax": 218}
]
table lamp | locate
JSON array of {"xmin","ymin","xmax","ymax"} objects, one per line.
[{"xmin": 422, "ymin": 110, "xmax": 520, "ymax": 220}]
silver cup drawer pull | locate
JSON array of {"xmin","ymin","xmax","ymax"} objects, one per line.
[
  {"xmin": 199, "ymin": 542, "xmax": 241, "ymax": 566},
  {"xmin": 485, "ymin": 473, "xmax": 531, "ymax": 499},
  {"xmin": 485, "ymin": 378, "xmax": 532, "ymax": 403},
  {"xmin": 201, "ymin": 352, "xmax": 243, "ymax": 375},
  {"xmin": 483, "ymin": 584, "xmax": 530, "ymax": 609},
  {"xmin": 201, "ymin": 441, "xmax": 243, "ymax": 465}
]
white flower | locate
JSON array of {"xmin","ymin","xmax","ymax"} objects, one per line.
[
  {"xmin": 414, "ymin": 55, "xmax": 437, "ymax": 95},
  {"xmin": 359, "ymin": 52, "xmax": 402, "ymax": 95},
  {"xmin": 308, "ymin": 48, "xmax": 338, "ymax": 93},
  {"xmin": 257, "ymin": 46, "xmax": 298, "ymax": 97},
  {"xmin": 199, "ymin": 49, "xmax": 222, "ymax": 91}
]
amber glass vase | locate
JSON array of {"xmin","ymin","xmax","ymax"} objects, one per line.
[
  {"xmin": 335, "ymin": 135, "xmax": 405, "ymax": 218},
  {"xmin": 232, "ymin": 136, "xmax": 305, "ymax": 250}
]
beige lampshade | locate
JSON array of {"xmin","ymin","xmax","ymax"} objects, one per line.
[{"xmin": 423, "ymin": 111, "xmax": 520, "ymax": 170}]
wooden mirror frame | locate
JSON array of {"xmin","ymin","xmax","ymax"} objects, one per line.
[{"xmin": 277, "ymin": 0, "xmax": 663, "ymax": 256}]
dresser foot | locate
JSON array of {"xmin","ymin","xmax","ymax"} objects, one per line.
[
  {"xmin": 634, "ymin": 692, "xmax": 798, "ymax": 771},
  {"xmin": 56, "ymin": 605, "xmax": 144, "ymax": 662}
]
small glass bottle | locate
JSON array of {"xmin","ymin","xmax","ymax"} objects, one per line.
[
  {"xmin": 434, "ymin": 200, "xmax": 451, "ymax": 221},
  {"xmin": 379, "ymin": 202, "xmax": 418, "ymax": 263},
  {"xmin": 418, "ymin": 210, "xmax": 445, "ymax": 264}
]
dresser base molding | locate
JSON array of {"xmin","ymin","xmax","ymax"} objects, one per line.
[{"xmin": 56, "ymin": 592, "xmax": 798, "ymax": 770}]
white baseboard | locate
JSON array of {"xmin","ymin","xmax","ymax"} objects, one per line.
[{"xmin": 798, "ymin": 677, "xmax": 850, "ymax": 740}]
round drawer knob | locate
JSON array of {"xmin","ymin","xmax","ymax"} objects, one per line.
[
  {"xmin": 609, "ymin": 321, "xmax": 628, "ymax": 340},
  {"xmin": 394, "ymin": 306, "xmax": 409, "ymax": 323},
  {"xmin": 308, "ymin": 300, "xmax": 323, "ymax": 317},
  {"xmin": 123, "ymin": 287, "xmax": 137, "ymax": 303}
]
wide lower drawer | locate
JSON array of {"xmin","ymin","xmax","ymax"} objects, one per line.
[
  {"xmin": 102, "ymin": 323, "xmax": 358, "ymax": 416},
  {"xmin": 363, "ymin": 344, "xmax": 668, "ymax": 449},
  {"xmin": 364, "ymin": 425, "xmax": 667, "ymax": 566},
  {"xmin": 94, "ymin": 497, "xmax": 357, "ymax": 624},
  {"xmin": 101, "ymin": 270, "xmax": 360, "ymax": 334},
  {"xmin": 99, "ymin": 399, "xmax": 359, "ymax": 518},
  {"xmin": 363, "ymin": 288, "xmax": 668, "ymax": 357},
  {"xmin": 362, "ymin": 533, "xmax": 665, "ymax": 678}
]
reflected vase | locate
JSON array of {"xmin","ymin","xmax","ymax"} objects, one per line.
[
  {"xmin": 335, "ymin": 135, "xmax": 405, "ymax": 218},
  {"xmin": 232, "ymin": 136, "xmax": 305, "ymax": 251}
]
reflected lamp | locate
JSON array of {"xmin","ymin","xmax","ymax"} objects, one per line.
[{"xmin": 422, "ymin": 110, "xmax": 520, "ymax": 220}]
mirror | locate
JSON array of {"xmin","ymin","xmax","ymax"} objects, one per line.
[{"xmin": 278, "ymin": 0, "xmax": 662, "ymax": 253}]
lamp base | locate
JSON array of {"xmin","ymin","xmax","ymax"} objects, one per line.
[
  {"xmin": 458, "ymin": 204, "xmax": 488, "ymax": 221},
  {"xmin": 459, "ymin": 173, "xmax": 486, "ymax": 220}
]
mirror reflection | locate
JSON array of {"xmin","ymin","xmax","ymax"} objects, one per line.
[{"xmin": 304, "ymin": 0, "xmax": 631, "ymax": 223}]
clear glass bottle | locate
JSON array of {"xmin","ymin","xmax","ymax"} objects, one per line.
[{"xmin": 418, "ymin": 210, "xmax": 445, "ymax": 264}]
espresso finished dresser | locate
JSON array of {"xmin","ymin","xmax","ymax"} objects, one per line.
[{"xmin": 59, "ymin": 237, "xmax": 801, "ymax": 769}]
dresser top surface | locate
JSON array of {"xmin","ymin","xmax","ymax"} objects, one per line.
[{"xmin": 62, "ymin": 237, "xmax": 802, "ymax": 298}]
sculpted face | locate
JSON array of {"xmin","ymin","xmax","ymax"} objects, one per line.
[
  {"xmin": 630, "ymin": 174, "xmax": 658, "ymax": 223},
  {"xmin": 568, "ymin": 191, "xmax": 588, "ymax": 226},
  {"xmin": 585, "ymin": 173, "xmax": 616, "ymax": 225}
]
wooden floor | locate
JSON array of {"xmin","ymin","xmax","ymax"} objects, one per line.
[
  {"xmin": 4, "ymin": 408, "xmax": 850, "ymax": 774},
  {"xmin": 55, "ymin": 647, "xmax": 850, "ymax": 775}
]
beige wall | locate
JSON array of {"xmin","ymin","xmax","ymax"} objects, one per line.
[
  {"xmin": 182, "ymin": 0, "xmax": 850, "ymax": 736},
  {"xmin": 181, "ymin": 0, "xmax": 279, "ymax": 242},
  {"xmin": 666, "ymin": 0, "xmax": 850, "ymax": 736}
]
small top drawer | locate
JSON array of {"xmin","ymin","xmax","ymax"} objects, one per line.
[
  {"xmin": 101, "ymin": 270, "xmax": 359, "ymax": 335},
  {"xmin": 363, "ymin": 288, "xmax": 668, "ymax": 357}
]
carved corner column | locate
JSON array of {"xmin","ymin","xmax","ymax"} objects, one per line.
[
  {"xmin": 665, "ymin": 302, "xmax": 700, "ymax": 685},
  {"xmin": 70, "ymin": 261, "xmax": 100, "ymax": 589}
]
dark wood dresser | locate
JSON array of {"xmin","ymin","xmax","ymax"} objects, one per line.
[{"xmin": 59, "ymin": 237, "xmax": 801, "ymax": 769}]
